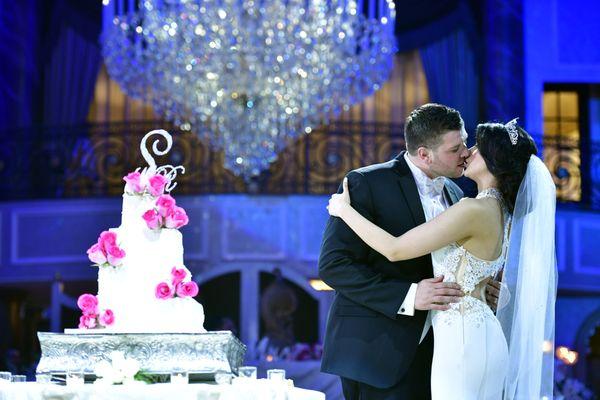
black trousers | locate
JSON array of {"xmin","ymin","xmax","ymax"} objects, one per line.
[{"xmin": 340, "ymin": 330, "xmax": 433, "ymax": 400}]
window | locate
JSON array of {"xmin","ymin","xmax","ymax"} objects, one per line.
[{"xmin": 543, "ymin": 88, "xmax": 583, "ymax": 202}]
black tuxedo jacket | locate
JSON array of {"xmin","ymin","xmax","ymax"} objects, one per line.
[{"xmin": 318, "ymin": 152, "xmax": 463, "ymax": 388}]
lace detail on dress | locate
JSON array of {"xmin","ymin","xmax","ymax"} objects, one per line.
[
  {"xmin": 433, "ymin": 188, "xmax": 511, "ymax": 328},
  {"xmin": 462, "ymin": 251, "xmax": 503, "ymax": 293},
  {"xmin": 434, "ymin": 296, "xmax": 496, "ymax": 328},
  {"xmin": 436, "ymin": 245, "xmax": 461, "ymax": 284},
  {"xmin": 433, "ymin": 245, "xmax": 503, "ymax": 328}
]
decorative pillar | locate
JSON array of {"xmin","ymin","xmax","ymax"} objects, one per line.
[{"xmin": 240, "ymin": 267, "xmax": 260, "ymax": 357}]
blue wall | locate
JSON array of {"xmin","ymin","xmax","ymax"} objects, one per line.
[
  {"xmin": 1, "ymin": 194, "xmax": 599, "ymax": 354},
  {"xmin": 524, "ymin": 0, "xmax": 600, "ymax": 142}
]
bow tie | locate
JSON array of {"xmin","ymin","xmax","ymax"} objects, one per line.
[{"xmin": 423, "ymin": 177, "xmax": 445, "ymax": 196}]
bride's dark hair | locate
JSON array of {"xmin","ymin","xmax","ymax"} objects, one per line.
[{"xmin": 476, "ymin": 122, "xmax": 538, "ymax": 214}]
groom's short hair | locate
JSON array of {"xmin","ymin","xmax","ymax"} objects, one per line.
[{"xmin": 404, "ymin": 103, "xmax": 464, "ymax": 155}]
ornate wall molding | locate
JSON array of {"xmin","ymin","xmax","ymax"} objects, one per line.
[{"xmin": 10, "ymin": 203, "xmax": 117, "ymax": 265}]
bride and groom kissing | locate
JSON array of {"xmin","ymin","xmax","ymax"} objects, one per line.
[{"xmin": 318, "ymin": 103, "xmax": 557, "ymax": 400}]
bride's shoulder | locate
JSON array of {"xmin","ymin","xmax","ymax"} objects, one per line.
[
  {"xmin": 455, "ymin": 196, "xmax": 500, "ymax": 221},
  {"xmin": 453, "ymin": 197, "xmax": 489, "ymax": 217}
]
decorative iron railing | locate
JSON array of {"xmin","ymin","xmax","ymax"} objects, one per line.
[
  {"xmin": 0, "ymin": 121, "xmax": 406, "ymax": 199},
  {"xmin": 1, "ymin": 121, "xmax": 597, "ymax": 208},
  {"xmin": 543, "ymin": 136, "xmax": 600, "ymax": 208}
]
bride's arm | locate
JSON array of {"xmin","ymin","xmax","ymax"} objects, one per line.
[{"xmin": 328, "ymin": 178, "xmax": 483, "ymax": 262}]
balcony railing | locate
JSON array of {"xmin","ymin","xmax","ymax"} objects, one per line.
[
  {"xmin": 0, "ymin": 121, "xmax": 406, "ymax": 199},
  {"xmin": 1, "ymin": 121, "xmax": 598, "ymax": 208}
]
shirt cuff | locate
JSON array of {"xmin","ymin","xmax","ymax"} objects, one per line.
[{"xmin": 397, "ymin": 283, "xmax": 418, "ymax": 316}]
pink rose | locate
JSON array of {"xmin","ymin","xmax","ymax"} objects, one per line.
[
  {"xmin": 99, "ymin": 231, "xmax": 117, "ymax": 250},
  {"xmin": 77, "ymin": 293, "xmax": 99, "ymax": 314},
  {"xmin": 142, "ymin": 209, "xmax": 162, "ymax": 230},
  {"xmin": 156, "ymin": 194, "xmax": 176, "ymax": 218},
  {"xmin": 99, "ymin": 309, "xmax": 115, "ymax": 326},
  {"xmin": 106, "ymin": 245, "xmax": 126, "ymax": 267},
  {"xmin": 164, "ymin": 206, "xmax": 189, "ymax": 229},
  {"xmin": 171, "ymin": 266, "xmax": 187, "ymax": 286},
  {"xmin": 87, "ymin": 243, "xmax": 107, "ymax": 265},
  {"xmin": 78, "ymin": 314, "xmax": 97, "ymax": 329},
  {"xmin": 147, "ymin": 174, "xmax": 168, "ymax": 197},
  {"xmin": 123, "ymin": 171, "xmax": 144, "ymax": 193},
  {"xmin": 176, "ymin": 281, "xmax": 199, "ymax": 298},
  {"xmin": 155, "ymin": 282, "xmax": 174, "ymax": 299}
]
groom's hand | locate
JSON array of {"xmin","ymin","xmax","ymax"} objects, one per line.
[
  {"xmin": 415, "ymin": 276, "xmax": 464, "ymax": 311},
  {"xmin": 485, "ymin": 280, "xmax": 502, "ymax": 312}
]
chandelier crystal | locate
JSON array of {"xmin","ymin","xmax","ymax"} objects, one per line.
[{"xmin": 101, "ymin": 0, "xmax": 396, "ymax": 178}]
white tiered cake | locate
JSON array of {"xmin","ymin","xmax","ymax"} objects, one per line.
[
  {"xmin": 71, "ymin": 129, "xmax": 205, "ymax": 334},
  {"xmin": 95, "ymin": 194, "xmax": 206, "ymax": 333},
  {"xmin": 39, "ymin": 131, "xmax": 244, "ymax": 379}
]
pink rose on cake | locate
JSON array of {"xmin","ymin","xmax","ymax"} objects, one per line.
[
  {"xmin": 77, "ymin": 293, "xmax": 99, "ymax": 314},
  {"xmin": 142, "ymin": 195, "xmax": 189, "ymax": 230},
  {"xmin": 87, "ymin": 243, "xmax": 107, "ymax": 265},
  {"xmin": 76, "ymin": 294, "xmax": 115, "ymax": 329},
  {"xmin": 165, "ymin": 206, "xmax": 189, "ymax": 229},
  {"xmin": 87, "ymin": 230, "xmax": 126, "ymax": 268},
  {"xmin": 171, "ymin": 266, "xmax": 187, "ymax": 286},
  {"xmin": 106, "ymin": 245, "xmax": 126, "ymax": 267},
  {"xmin": 156, "ymin": 266, "xmax": 199, "ymax": 300},
  {"xmin": 77, "ymin": 293, "xmax": 98, "ymax": 314},
  {"xmin": 142, "ymin": 209, "xmax": 162, "ymax": 230},
  {"xmin": 123, "ymin": 171, "xmax": 144, "ymax": 194},
  {"xmin": 123, "ymin": 170, "xmax": 170, "ymax": 197},
  {"xmin": 176, "ymin": 281, "xmax": 199, "ymax": 298},
  {"xmin": 99, "ymin": 309, "xmax": 115, "ymax": 326},
  {"xmin": 79, "ymin": 314, "xmax": 97, "ymax": 329},
  {"xmin": 147, "ymin": 174, "xmax": 168, "ymax": 196},
  {"xmin": 99, "ymin": 231, "xmax": 117, "ymax": 248},
  {"xmin": 156, "ymin": 194, "xmax": 176, "ymax": 217},
  {"xmin": 155, "ymin": 282, "xmax": 174, "ymax": 299}
]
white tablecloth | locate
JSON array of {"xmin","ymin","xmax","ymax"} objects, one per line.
[
  {"xmin": 0, "ymin": 380, "xmax": 325, "ymax": 400},
  {"xmin": 249, "ymin": 360, "xmax": 342, "ymax": 400}
]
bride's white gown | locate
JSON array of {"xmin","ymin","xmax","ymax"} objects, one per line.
[{"xmin": 430, "ymin": 190, "xmax": 509, "ymax": 400}]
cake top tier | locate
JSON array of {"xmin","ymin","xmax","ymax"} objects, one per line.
[{"xmin": 123, "ymin": 130, "xmax": 185, "ymax": 196}]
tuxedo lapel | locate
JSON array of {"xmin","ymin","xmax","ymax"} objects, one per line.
[{"xmin": 392, "ymin": 152, "xmax": 426, "ymax": 227}]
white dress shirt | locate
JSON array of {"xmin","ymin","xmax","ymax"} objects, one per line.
[{"xmin": 397, "ymin": 153, "xmax": 450, "ymax": 342}]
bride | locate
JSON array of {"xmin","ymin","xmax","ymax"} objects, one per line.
[{"xmin": 327, "ymin": 120, "xmax": 557, "ymax": 399}]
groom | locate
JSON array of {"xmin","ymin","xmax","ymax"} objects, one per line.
[{"xmin": 318, "ymin": 103, "xmax": 470, "ymax": 399}]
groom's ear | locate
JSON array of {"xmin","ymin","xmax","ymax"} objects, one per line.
[{"xmin": 416, "ymin": 147, "xmax": 431, "ymax": 163}]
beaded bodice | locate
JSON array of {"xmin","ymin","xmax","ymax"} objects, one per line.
[{"xmin": 433, "ymin": 188, "xmax": 511, "ymax": 327}]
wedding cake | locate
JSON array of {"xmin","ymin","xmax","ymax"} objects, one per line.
[{"xmin": 73, "ymin": 129, "xmax": 206, "ymax": 333}]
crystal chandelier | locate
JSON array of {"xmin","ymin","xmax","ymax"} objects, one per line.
[{"xmin": 101, "ymin": 0, "xmax": 396, "ymax": 178}]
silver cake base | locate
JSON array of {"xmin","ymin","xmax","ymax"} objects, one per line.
[{"xmin": 37, "ymin": 331, "xmax": 246, "ymax": 380}]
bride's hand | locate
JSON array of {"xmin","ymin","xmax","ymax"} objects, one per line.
[{"xmin": 327, "ymin": 177, "xmax": 351, "ymax": 217}]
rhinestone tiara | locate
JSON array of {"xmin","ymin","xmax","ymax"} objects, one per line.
[{"xmin": 505, "ymin": 118, "xmax": 519, "ymax": 145}]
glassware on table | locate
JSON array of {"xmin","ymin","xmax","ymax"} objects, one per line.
[
  {"xmin": 0, "ymin": 371, "xmax": 11, "ymax": 382},
  {"xmin": 11, "ymin": 375, "xmax": 26, "ymax": 383},
  {"xmin": 214, "ymin": 370, "xmax": 233, "ymax": 385},
  {"xmin": 66, "ymin": 370, "xmax": 84, "ymax": 386},
  {"xmin": 267, "ymin": 369, "xmax": 286, "ymax": 381},
  {"xmin": 237, "ymin": 366, "xmax": 257, "ymax": 379},
  {"xmin": 35, "ymin": 372, "xmax": 52, "ymax": 384},
  {"xmin": 170, "ymin": 368, "xmax": 189, "ymax": 384}
]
